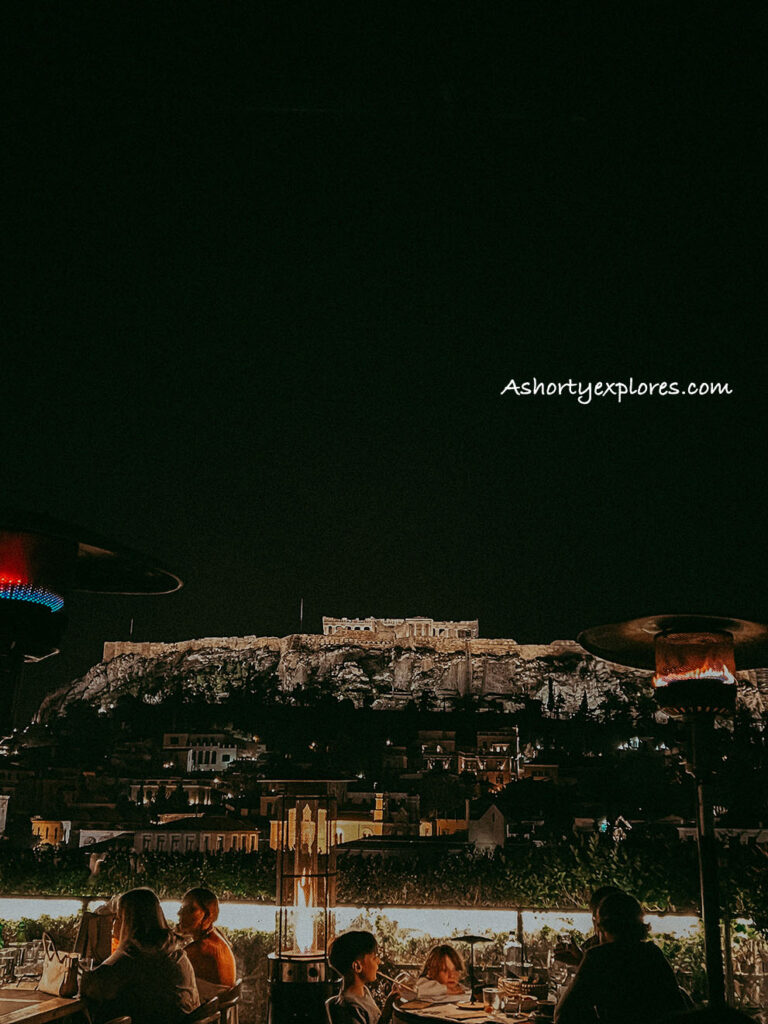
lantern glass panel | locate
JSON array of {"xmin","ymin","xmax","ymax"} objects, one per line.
[{"xmin": 275, "ymin": 793, "xmax": 336, "ymax": 959}]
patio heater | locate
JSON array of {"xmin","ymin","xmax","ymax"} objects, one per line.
[
  {"xmin": 267, "ymin": 791, "xmax": 337, "ymax": 1024},
  {"xmin": 578, "ymin": 613, "xmax": 768, "ymax": 1009},
  {"xmin": 0, "ymin": 510, "xmax": 182, "ymax": 728}
]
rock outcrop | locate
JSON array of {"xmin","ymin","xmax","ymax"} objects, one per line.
[{"xmin": 35, "ymin": 632, "xmax": 767, "ymax": 721}]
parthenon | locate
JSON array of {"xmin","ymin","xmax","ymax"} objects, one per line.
[{"xmin": 321, "ymin": 616, "xmax": 480, "ymax": 639}]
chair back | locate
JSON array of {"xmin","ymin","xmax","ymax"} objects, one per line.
[
  {"xmin": 104, "ymin": 1018, "xmax": 132, "ymax": 1024},
  {"xmin": 218, "ymin": 978, "xmax": 242, "ymax": 1024},
  {"xmin": 325, "ymin": 995, "xmax": 337, "ymax": 1024},
  {"xmin": 186, "ymin": 995, "xmax": 220, "ymax": 1023}
]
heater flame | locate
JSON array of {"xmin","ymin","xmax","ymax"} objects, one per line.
[
  {"xmin": 654, "ymin": 665, "xmax": 736, "ymax": 688},
  {"xmin": 294, "ymin": 869, "xmax": 314, "ymax": 954},
  {"xmin": 653, "ymin": 631, "xmax": 737, "ymax": 691}
]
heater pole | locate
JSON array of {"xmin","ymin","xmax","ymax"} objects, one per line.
[
  {"xmin": 696, "ymin": 778, "xmax": 725, "ymax": 1007},
  {"xmin": 690, "ymin": 719, "xmax": 726, "ymax": 1009}
]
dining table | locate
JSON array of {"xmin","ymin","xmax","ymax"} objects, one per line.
[
  {"xmin": 393, "ymin": 998, "xmax": 541, "ymax": 1024},
  {"xmin": 0, "ymin": 987, "xmax": 86, "ymax": 1024}
]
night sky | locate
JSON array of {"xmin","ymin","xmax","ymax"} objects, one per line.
[{"xmin": 5, "ymin": 6, "xmax": 767, "ymax": 712}]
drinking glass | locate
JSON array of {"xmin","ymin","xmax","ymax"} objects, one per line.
[{"xmin": 483, "ymin": 987, "xmax": 501, "ymax": 1013}]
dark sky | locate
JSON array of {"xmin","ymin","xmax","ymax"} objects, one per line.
[{"xmin": 5, "ymin": 6, "xmax": 768, "ymax": 709}]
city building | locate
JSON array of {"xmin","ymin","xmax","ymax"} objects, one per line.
[
  {"xmin": 266, "ymin": 788, "xmax": 420, "ymax": 848},
  {"xmin": 519, "ymin": 763, "xmax": 559, "ymax": 782},
  {"xmin": 418, "ymin": 730, "xmax": 457, "ymax": 772},
  {"xmin": 468, "ymin": 802, "xmax": 509, "ymax": 851},
  {"xmin": 128, "ymin": 776, "xmax": 220, "ymax": 807},
  {"xmin": 162, "ymin": 733, "xmax": 240, "ymax": 773},
  {"xmin": 31, "ymin": 817, "xmax": 71, "ymax": 846},
  {"xmin": 458, "ymin": 728, "xmax": 520, "ymax": 790},
  {"xmin": 133, "ymin": 816, "xmax": 260, "ymax": 853}
]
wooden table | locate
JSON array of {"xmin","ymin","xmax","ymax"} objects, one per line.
[
  {"xmin": 393, "ymin": 1000, "xmax": 495, "ymax": 1023},
  {"xmin": 0, "ymin": 988, "xmax": 85, "ymax": 1024},
  {"xmin": 393, "ymin": 1000, "xmax": 540, "ymax": 1023}
]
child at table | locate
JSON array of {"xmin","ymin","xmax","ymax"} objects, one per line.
[
  {"xmin": 412, "ymin": 945, "xmax": 466, "ymax": 1000},
  {"xmin": 327, "ymin": 931, "xmax": 398, "ymax": 1024}
]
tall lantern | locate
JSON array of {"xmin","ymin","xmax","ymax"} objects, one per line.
[
  {"xmin": 578, "ymin": 613, "xmax": 768, "ymax": 1010},
  {"xmin": 267, "ymin": 789, "xmax": 337, "ymax": 1024}
]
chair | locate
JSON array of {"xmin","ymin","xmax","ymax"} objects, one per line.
[
  {"xmin": 186, "ymin": 995, "xmax": 220, "ymax": 1024},
  {"xmin": 325, "ymin": 995, "xmax": 338, "ymax": 1024},
  {"xmin": 218, "ymin": 979, "xmax": 242, "ymax": 1024},
  {"xmin": 104, "ymin": 1018, "xmax": 132, "ymax": 1024}
]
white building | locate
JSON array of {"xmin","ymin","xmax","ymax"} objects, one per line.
[
  {"xmin": 128, "ymin": 777, "xmax": 218, "ymax": 807},
  {"xmin": 322, "ymin": 616, "xmax": 479, "ymax": 639},
  {"xmin": 133, "ymin": 816, "xmax": 259, "ymax": 854},
  {"xmin": 79, "ymin": 828, "xmax": 131, "ymax": 847},
  {"xmin": 162, "ymin": 733, "xmax": 239, "ymax": 773}
]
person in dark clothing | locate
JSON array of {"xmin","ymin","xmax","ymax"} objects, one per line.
[
  {"xmin": 81, "ymin": 887, "xmax": 199, "ymax": 1024},
  {"xmin": 554, "ymin": 885, "xmax": 624, "ymax": 967},
  {"xmin": 554, "ymin": 892, "xmax": 686, "ymax": 1024}
]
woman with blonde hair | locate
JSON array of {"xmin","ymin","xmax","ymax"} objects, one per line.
[{"xmin": 82, "ymin": 887, "xmax": 199, "ymax": 1024}]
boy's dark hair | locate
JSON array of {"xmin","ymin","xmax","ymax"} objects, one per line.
[{"xmin": 329, "ymin": 931, "xmax": 378, "ymax": 976}]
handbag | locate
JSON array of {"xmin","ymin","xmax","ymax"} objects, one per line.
[{"xmin": 37, "ymin": 932, "xmax": 79, "ymax": 998}]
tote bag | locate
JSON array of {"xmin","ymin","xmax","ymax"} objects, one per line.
[{"xmin": 37, "ymin": 932, "xmax": 79, "ymax": 998}]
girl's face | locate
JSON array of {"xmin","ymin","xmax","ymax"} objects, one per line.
[{"xmin": 432, "ymin": 955, "xmax": 460, "ymax": 988}]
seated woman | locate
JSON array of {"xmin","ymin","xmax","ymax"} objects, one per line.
[
  {"xmin": 411, "ymin": 945, "xmax": 466, "ymax": 1000},
  {"xmin": 81, "ymin": 887, "xmax": 199, "ymax": 1024},
  {"xmin": 554, "ymin": 892, "xmax": 686, "ymax": 1024},
  {"xmin": 177, "ymin": 887, "xmax": 237, "ymax": 995}
]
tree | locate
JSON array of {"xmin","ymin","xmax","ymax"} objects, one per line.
[
  {"xmin": 546, "ymin": 679, "xmax": 556, "ymax": 716},
  {"xmin": 577, "ymin": 691, "xmax": 590, "ymax": 719}
]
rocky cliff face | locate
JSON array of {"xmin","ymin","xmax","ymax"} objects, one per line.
[{"xmin": 35, "ymin": 633, "xmax": 768, "ymax": 721}]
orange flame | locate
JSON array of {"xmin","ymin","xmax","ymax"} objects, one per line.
[
  {"xmin": 653, "ymin": 631, "xmax": 736, "ymax": 689},
  {"xmin": 294, "ymin": 869, "xmax": 314, "ymax": 954},
  {"xmin": 653, "ymin": 664, "xmax": 736, "ymax": 688}
]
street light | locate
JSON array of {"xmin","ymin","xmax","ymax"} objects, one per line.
[
  {"xmin": 578, "ymin": 613, "xmax": 768, "ymax": 1009},
  {"xmin": 0, "ymin": 510, "xmax": 181, "ymax": 727}
]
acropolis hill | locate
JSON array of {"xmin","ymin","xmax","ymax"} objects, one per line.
[{"xmin": 36, "ymin": 629, "xmax": 768, "ymax": 721}]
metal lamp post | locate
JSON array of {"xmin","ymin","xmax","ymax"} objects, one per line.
[{"xmin": 578, "ymin": 613, "xmax": 768, "ymax": 1009}]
